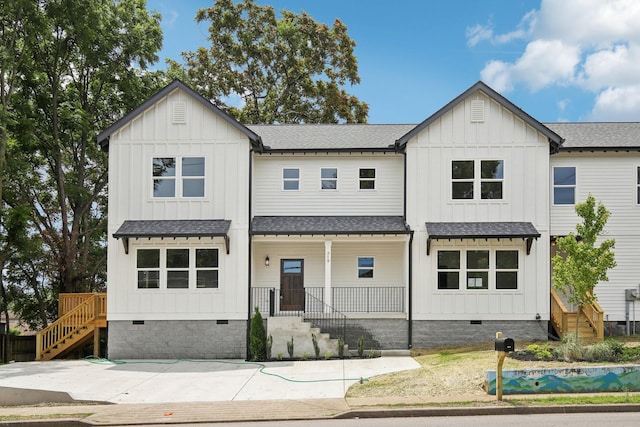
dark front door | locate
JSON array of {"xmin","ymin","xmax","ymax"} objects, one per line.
[{"xmin": 280, "ymin": 259, "xmax": 304, "ymax": 311}]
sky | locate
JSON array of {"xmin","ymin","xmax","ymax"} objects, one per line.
[{"xmin": 146, "ymin": 0, "xmax": 640, "ymax": 124}]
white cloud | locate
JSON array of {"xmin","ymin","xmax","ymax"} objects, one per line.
[
  {"xmin": 590, "ymin": 85, "xmax": 640, "ymax": 121},
  {"xmin": 474, "ymin": 0, "xmax": 640, "ymax": 120},
  {"xmin": 466, "ymin": 23, "xmax": 493, "ymax": 47}
]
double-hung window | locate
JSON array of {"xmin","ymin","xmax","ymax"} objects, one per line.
[
  {"xmin": 283, "ymin": 168, "xmax": 300, "ymax": 191},
  {"xmin": 136, "ymin": 248, "xmax": 219, "ymax": 289},
  {"xmin": 553, "ymin": 166, "xmax": 576, "ymax": 205},
  {"xmin": 321, "ymin": 168, "xmax": 338, "ymax": 190},
  {"xmin": 452, "ymin": 160, "xmax": 503, "ymax": 200},
  {"xmin": 153, "ymin": 157, "xmax": 205, "ymax": 198},
  {"xmin": 359, "ymin": 168, "xmax": 376, "ymax": 190},
  {"xmin": 357, "ymin": 257, "xmax": 374, "ymax": 278},
  {"xmin": 436, "ymin": 249, "xmax": 519, "ymax": 291}
]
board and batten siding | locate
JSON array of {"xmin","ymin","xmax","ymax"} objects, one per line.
[
  {"xmin": 106, "ymin": 87, "xmax": 250, "ymax": 321},
  {"xmin": 550, "ymin": 152, "xmax": 640, "ymax": 321},
  {"xmin": 406, "ymin": 90, "xmax": 551, "ymax": 321},
  {"xmin": 252, "ymin": 154, "xmax": 403, "ymax": 216}
]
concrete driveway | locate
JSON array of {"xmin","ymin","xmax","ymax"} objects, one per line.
[{"xmin": 0, "ymin": 356, "xmax": 419, "ymax": 404}]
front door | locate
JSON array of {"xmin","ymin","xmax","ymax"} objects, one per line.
[{"xmin": 280, "ymin": 259, "xmax": 304, "ymax": 311}]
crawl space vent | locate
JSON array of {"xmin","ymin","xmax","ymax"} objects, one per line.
[
  {"xmin": 172, "ymin": 101, "xmax": 186, "ymax": 124},
  {"xmin": 470, "ymin": 99, "xmax": 485, "ymax": 123}
]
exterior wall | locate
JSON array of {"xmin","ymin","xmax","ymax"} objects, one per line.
[
  {"xmin": 107, "ymin": 320, "xmax": 246, "ymax": 359},
  {"xmin": 253, "ymin": 153, "xmax": 403, "ymax": 216},
  {"xmin": 107, "ymin": 87, "xmax": 250, "ymax": 321},
  {"xmin": 344, "ymin": 319, "xmax": 409, "ymax": 350},
  {"xmin": 412, "ymin": 320, "xmax": 548, "ymax": 349},
  {"xmin": 550, "ymin": 152, "xmax": 640, "ymax": 321},
  {"xmin": 406, "ymin": 90, "xmax": 551, "ymax": 322}
]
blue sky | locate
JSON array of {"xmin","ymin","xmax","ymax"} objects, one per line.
[{"xmin": 147, "ymin": 0, "xmax": 640, "ymax": 124}]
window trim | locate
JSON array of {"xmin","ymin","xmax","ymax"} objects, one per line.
[
  {"xmin": 636, "ymin": 165, "xmax": 640, "ymax": 205},
  {"xmin": 436, "ymin": 248, "xmax": 520, "ymax": 291},
  {"xmin": 152, "ymin": 156, "xmax": 206, "ymax": 199},
  {"xmin": 320, "ymin": 167, "xmax": 338, "ymax": 191},
  {"xmin": 135, "ymin": 247, "xmax": 220, "ymax": 290},
  {"xmin": 357, "ymin": 256, "xmax": 375, "ymax": 279},
  {"xmin": 358, "ymin": 168, "xmax": 376, "ymax": 191},
  {"xmin": 552, "ymin": 166, "xmax": 576, "ymax": 206},
  {"xmin": 282, "ymin": 167, "xmax": 300, "ymax": 191}
]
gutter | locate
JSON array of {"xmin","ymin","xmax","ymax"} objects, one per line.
[{"xmin": 408, "ymin": 230, "xmax": 414, "ymax": 349}]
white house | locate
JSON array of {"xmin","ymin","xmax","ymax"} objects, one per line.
[{"xmin": 95, "ymin": 80, "xmax": 635, "ymax": 359}]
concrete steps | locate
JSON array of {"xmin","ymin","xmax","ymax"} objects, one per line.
[{"xmin": 266, "ymin": 317, "xmax": 346, "ymax": 359}]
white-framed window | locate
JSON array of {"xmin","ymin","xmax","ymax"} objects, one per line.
[
  {"xmin": 153, "ymin": 157, "xmax": 205, "ymax": 198},
  {"xmin": 359, "ymin": 168, "xmax": 376, "ymax": 190},
  {"xmin": 553, "ymin": 166, "xmax": 576, "ymax": 205},
  {"xmin": 451, "ymin": 160, "xmax": 503, "ymax": 200},
  {"xmin": 135, "ymin": 248, "xmax": 219, "ymax": 289},
  {"xmin": 436, "ymin": 249, "xmax": 519, "ymax": 291},
  {"xmin": 357, "ymin": 257, "xmax": 374, "ymax": 278},
  {"xmin": 321, "ymin": 168, "xmax": 338, "ymax": 190},
  {"xmin": 283, "ymin": 168, "xmax": 300, "ymax": 191}
]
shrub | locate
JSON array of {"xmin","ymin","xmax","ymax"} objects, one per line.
[
  {"xmin": 337, "ymin": 337, "xmax": 345, "ymax": 358},
  {"xmin": 287, "ymin": 336, "xmax": 294, "ymax": 359},
  {"xmin": 312, "ymin": 333, "xmax": 320, "ymax": 359},
  {"xmin": 526, "ymin": 343, "xmax": 553, "ymax": 360},
  {"xmin": 554, "ymin": 333, "xmax": 584, "ymax": 362},
  {"xmin": 249, "ymin": 307, "xmax": 267, "ymax": 361},
  {"xmin": 357, "ymin": 336, "xmax": 365, "ymax": 358},
  {"xmin": 584, "ymin": 340, "xmax": 616, "ymax": 362},
  {"xmin": 266, "ymin": 334, "xmax": 273, "ymax": 360}
]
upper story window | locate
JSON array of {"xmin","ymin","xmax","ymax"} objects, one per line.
[
  {"xmin": 136, "ymin": 248, "xmax": 219, "ymax": 289},
  {"xmin": 359, "ymin": 168, "xmax": 376, "ymax": 190},
  {"xmin": 357, "ymin": 257, "xmax": 374, "ymax": 278},
  {"xmin": 321, "ymin": 168, "xmax": 338, "ymax": 190},
  {"xmin": 436, "ymin": 249, "xmax": 519, "ymax": 291},
  {"xmin": 553, "ymin": 166, "xmax": 575, "ymax": 205},
  {"xmin": 153, "ymin": 157, "xmax": 205, "ymax": 198},
  {"xmin": 283, "ymin": 168, "xmax": 300, "ymax": 191},
  {"xmin": 452, "ymin": 160, "xmax": 503, "ymax": 200}
]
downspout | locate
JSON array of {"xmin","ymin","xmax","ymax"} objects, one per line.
[
  {"xmin": 246, "ymin": 148, "xmax": 254, "ymax": 360},
  {"xmin": 408, "ymin": 230, "xmax": 414, "ymax": 349}
]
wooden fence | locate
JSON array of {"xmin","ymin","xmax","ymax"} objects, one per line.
[{"xmin": 0, "ymin": 334, "xmax": 36, "ymax": 363}]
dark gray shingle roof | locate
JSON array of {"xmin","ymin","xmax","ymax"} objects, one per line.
[
  {"xmin": 425, "ymin": 222, "xmax": 540, "ymax": 239},
  {"xmin": 113, "ymin": 220, "xmax": 231, "ymax": 238},
  {"xmin": 251, "ymin": 216, "xmax": 410, "ymax": 235},
  {"xmin": 247, "ymin": 124, "xmax": 415, "ymax": 151},
  {"xmin": 545, "ymin": 122, "xmax": 640, "ymax": 150}
]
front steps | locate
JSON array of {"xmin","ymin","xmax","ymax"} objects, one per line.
[{"xmin": 267, "ymin": 317, "xmax": 345, "ymax": 358}]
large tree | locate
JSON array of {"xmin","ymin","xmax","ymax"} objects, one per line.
[
  {"xmin": 170, "ymin": 0, "xmax": 368, "ymax": 124},
  {"xmin": 552, "ymin": 194, "xmax": 616, "ymax": 340},
  {"xmin": 4, "ymin": 0, "xmax": 165, "ymax": 312}
]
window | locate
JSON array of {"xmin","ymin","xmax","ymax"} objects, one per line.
[
  {"xmin": 137, "ymin": 249, "xmax": 160, "ymax": 289},
  {"xmin": 452, "ymin": 160, "xmax": 503, "ymax": 200},
  {"xmin": 135, "ymin": 248, "xmax": 219, "ymax": 289},
  {"xmin": 553, "ymin": 166, "xmax": 575, "ymax": 205},
  {"xmin": 359, "ymin": 168, "xmax": 375, "ymax": 190},
  {"xmin": 196, "ymin": 249, "xmax": 219, "ymax": 288},
  {"xmin": 436, "ymin": 249, "xmax": 519, "ymax": 291},
  {"xmin": 321, "ymin": 168, "xmax": 337, "ymax": 190},
  {"xmin": 496, "ymin": 250, "xmax": 518, "ymax": 290},
  {"xmin": 283, "ymin": 168, "xmax": 300, "ymax": 191},
  {"xmin": 466, "ymin": 250, "xmax": 489, "ymax": 289},
  {"xmin": 358, "ymin": 257, "xmax": 374, "ymax": 278},
  {"xmin": 153, "ymin": 157, "xmax": 204, "ymax": 198},
  {"xmin": 437, "ymin": 251, "xmax": 460, "ymax": 289}
]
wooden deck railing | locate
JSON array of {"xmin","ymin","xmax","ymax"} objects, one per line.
[
  {"xmin": 550, "ymin": 288, "xmax": 604, "ymax": 341},
  {"xmin": 36, "ymin": 293, "xmax": 106, "ymax": 360}
]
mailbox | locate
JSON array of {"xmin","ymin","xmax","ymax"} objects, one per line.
[{"xmin": 495, "ymin": 337, "xmax": 515, "ymax": 352}]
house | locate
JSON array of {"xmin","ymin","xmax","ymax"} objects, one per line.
[{"xmin": 82, "ymin": 79, "xmax": 636, "ymax": 360}]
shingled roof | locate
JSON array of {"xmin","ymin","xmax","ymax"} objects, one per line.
[
  {"xmin": 545, "ymin": 122, "xmax": 640, "ymax": 151},
  {"xmin": 247, "ymin": 124, "xmax": 415, "ymax": 151},
  {"xmin": 251, "ymin": 216, "xmax": 410, "ymax": 235}
]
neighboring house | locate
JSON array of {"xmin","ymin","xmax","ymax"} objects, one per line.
[{"xmin": 95, "ymin": 79, "xmax": 635, "ymax": 359}]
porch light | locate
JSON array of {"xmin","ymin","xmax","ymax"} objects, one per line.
[{"xmin": 265, "ymin": 255, "xmax": 270, "ymax": 267}]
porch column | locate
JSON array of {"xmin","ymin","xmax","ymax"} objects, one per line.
[{"xmin": 324, "ymin": 240, "xmax": 332, "ymax": 312}]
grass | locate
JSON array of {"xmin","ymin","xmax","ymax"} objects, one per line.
[{"xmin": 0, "ymin": 413, "xmax": 93, "ymax": 422}]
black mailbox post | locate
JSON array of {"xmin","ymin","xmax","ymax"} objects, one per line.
[{"xmin": 495, "ymin": 337, "xmax": 515, "ymax": 352}]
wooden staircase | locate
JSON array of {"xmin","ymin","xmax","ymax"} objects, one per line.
[
  {"xmin": 36, "ymin": 293, "xmax": 106, "ymax": 361},
  {"xmin": 550, "ymin": 288, "xmax": 604, "ymax": 342}
]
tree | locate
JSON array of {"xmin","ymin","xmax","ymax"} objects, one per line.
[
  {"xmin": 249, "ymin": 307, "xmax": 267, "ymax": 361},
  {"xmin": 552, "ymin": 195, "xmax": 616, "ymax": 340},
  {"xmin": 170, "ymin": 0, "xmax": 368, "ymax": 124}
]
